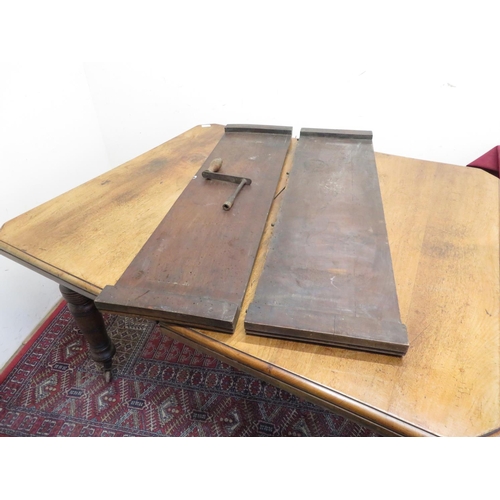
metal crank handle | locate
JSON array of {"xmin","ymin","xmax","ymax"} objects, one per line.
[{"xmin": 223, "ymin": 179, "xmax": 248, "ymax": 211}]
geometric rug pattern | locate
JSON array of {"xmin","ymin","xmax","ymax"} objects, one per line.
[{"xmin": 0, "ymin": 304, "xmax": 379, "ymax": 437}]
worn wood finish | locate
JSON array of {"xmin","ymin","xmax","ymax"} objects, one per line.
[
  {"xmin": 0, "ymin": 124, "xmax": 224, "ymax": 373},
  {"xmin": 1, "ymin": 125, "xmax": 498, "ymax": 436},
  {"xmin": 95, "ymin": 125, "xmax": 292, "ymax": 332},
  {"xmin": 162, "ymin": 152, "xmax": 499, "ymax": 437},
  {"xmin": 245, "ymin": 129, "xmax": 408, "ymax": 355},
  {"xmin": 0, "ymin": 124, "xmax": 225, "ymax": 297}
]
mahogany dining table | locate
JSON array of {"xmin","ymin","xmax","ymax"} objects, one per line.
[{"xmin": 1, "ymin": 124, "xmax": 498, "ymax": 436}]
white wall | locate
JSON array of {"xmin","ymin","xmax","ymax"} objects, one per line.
[
  {"xmin": 0, "ymin": 64, "xmax": 110, "ymax": 368},
  {"xmin": 1, "ymin": 2, "xmax": 499, "ymax": 370}
]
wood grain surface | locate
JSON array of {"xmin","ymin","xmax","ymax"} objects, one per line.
[
  {"xmin": 0, "ymin": 125, "xmax": 225, "ymax": 296},
  {"xmin": 245, "ymin": 129, "xmax": 408, "ymax": 355},
  {"xmin": 95, "ymin": 125, "xmax": 292, "ymax": 332},
  {"xmin": 163, "ymin": 151, "xmax": 499, "ymax": 437},
  {"xmin": 1, "ymin": 125, "xmax": 498, "ymax": 436}
]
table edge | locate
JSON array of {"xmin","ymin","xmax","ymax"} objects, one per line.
[
  {"xmin": 162, "ymin": 323, "xmax": 439, "ymax": 437},
  {"xmin": 0, "ymin": 244, "xmax": 100, "ymax": 298}
]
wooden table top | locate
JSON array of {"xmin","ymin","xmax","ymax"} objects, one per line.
[{"xmin": 1, "ymin": 124, "xmax": 498, "ymax": 436}]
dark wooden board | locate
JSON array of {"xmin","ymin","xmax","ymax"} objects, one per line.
[
  {"xmin": 245, "ymin": 128, "xmax": 409, "ymax": 355},
  {"xmin": 96, "ymin": 124, "xmax": 292, "ymax": 332}
]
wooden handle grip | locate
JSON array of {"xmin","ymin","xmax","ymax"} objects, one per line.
[{"xmin": 208, "ymin": 158, "xmax": 222, "ymax": 173}]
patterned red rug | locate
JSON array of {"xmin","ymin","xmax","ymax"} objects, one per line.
[{"xmin": 0, "ymin": 303, "xmax": 379, "ymax": 437}]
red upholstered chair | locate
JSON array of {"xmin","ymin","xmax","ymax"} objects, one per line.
[{"xmin": 467, "ymin": 146, "xmax": 500, "ymax": 178}]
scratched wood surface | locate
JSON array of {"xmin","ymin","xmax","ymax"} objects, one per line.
[
  {"xmin": 0, "ymin": 125, "xmax": 225, "ymax": 296},
  {"xmin": 245, "ymin": 129, "xmax": 408, "ymax": 355},
  {"xmin": 162, "ymin": 152, "xmax": 500, "ymax": 437},
  {"xmin": 0, "ymin": 125, "xmax": 498, "ymax": 436},
  {"xmin": 95, "ymin": 125, "xmax": 292, "ymax": 332}
]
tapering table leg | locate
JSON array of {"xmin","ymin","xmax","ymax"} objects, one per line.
[{"xmin": 59, "ymin": 285, "xmax": 116, "ymax": 382}]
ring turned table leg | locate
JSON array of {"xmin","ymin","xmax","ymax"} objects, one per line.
[{"xmin": 59, "ymin": 285, "xmax": 116, "ymax": 382}]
